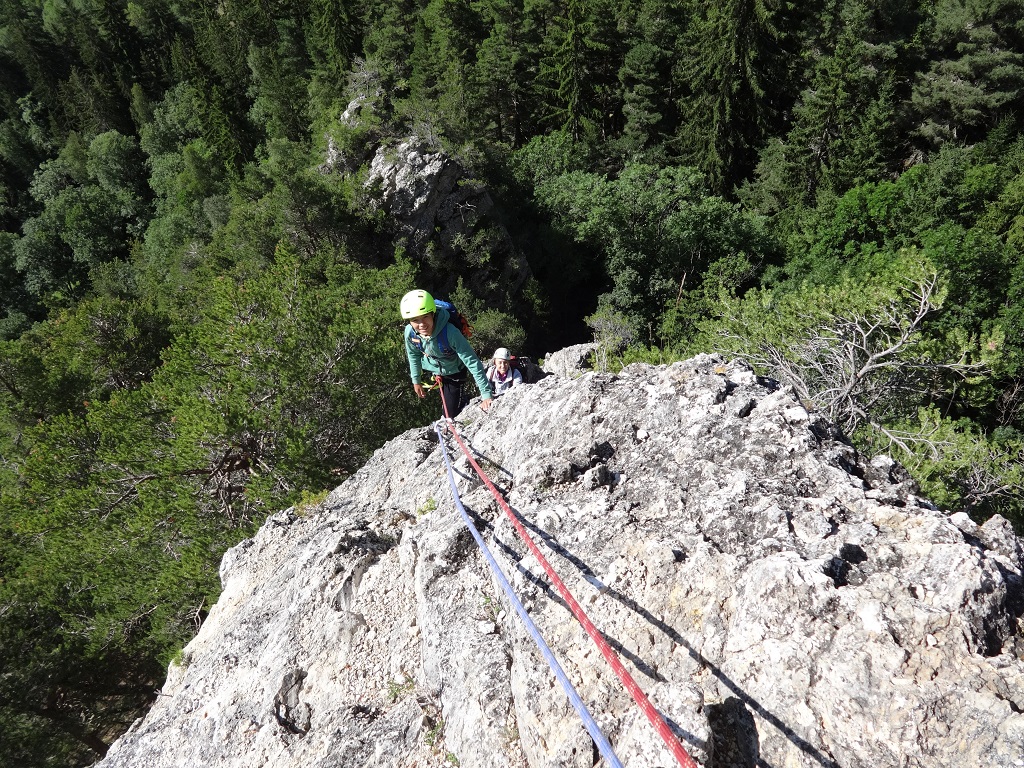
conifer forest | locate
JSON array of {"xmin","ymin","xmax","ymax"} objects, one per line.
[{"xmin": 1, "ymin": 0, "xmax": 1023, "ymax": 763}]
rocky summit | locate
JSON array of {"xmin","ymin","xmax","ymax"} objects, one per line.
[{"xmin": 95, "ymin": 353, "xmax": 1024, "ymax": 768}]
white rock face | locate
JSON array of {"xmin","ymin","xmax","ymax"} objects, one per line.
[
  {"xmin": 366, "ymin": 139, "xmax": 466, "ymax": 224},
  {"xmin": 95, "ymin": 354, "xmax": 1024, "ymax": 768},
  {"xmin": 542, "ymin": 343, "xmax": 598, "ymax": 378},
  {"xmin": 362, "ymin": 137, "xmax": 532, "ymax": 302}
]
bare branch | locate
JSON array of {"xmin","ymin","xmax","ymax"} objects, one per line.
[{"xmin": 725, "ymin": 268, "xmax": 985, "ymax": 439}]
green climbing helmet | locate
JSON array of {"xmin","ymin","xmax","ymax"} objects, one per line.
[{"xmin": 400, "ymin": 289, "xmax": 436, "ymax": 319}]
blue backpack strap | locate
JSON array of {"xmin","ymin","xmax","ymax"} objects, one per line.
[
  {"xmin": 438, "ymin": 325, "xmax": 452, "ymax": 356},
  {"xmin": 407, "ymin": 323, "xmax": 452, "ymax": 357},
  {"xmin": 406, "ymin": 324, "xmax": 424, "ymax": 351},
  {"xmin": 432, "ymin": 300, "xmax": 458, "ymax": 357}
]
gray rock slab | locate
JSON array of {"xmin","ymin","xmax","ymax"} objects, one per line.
[{"xmin": 96, "ymin": 354, "xmax": 1024, "ymax": 768}]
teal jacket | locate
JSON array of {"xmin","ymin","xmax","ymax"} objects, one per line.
[{"xmin": 405, "ymin": 307, "xmax": 492, "ymax": 401}]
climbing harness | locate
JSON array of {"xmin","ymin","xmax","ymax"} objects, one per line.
[
  {"xmin": 434, "ymin": 398, "xmax": 700, "ymax": 768},
  {"xmin": 434, "ymin": 421, "xmax": 625, "ymax": 768},
  {"xmin": 420, "ymin": 373, "xmax": 442, "ymax": 391}
]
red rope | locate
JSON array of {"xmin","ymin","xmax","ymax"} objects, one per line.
[
  {"xmin": 439, "ymin": 417, "xmax": 699, "ymax": 768},
  {"xmin": 436, "ymin": 375, "xmax": 451, "ymax": 419}
]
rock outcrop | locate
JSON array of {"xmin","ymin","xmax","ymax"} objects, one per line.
[
  {"xmin": 363, "ymin": 138, "xmax": 532, "ymax": 304},
  {"xmin": 95, "ymin": 354, "xmax": 1024, "ymax": 768},
  {"xmin": 542, "ymin": 342, "xmax": 598, "ymax": 378},
  {"xmin": 319, "ymin": 98, "xmax": 535, "ymax": 312}
]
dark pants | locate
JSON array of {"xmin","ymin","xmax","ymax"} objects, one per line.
[{"xmin": 438, "ymin": 372, "xmax": 468, "ymax": 418}]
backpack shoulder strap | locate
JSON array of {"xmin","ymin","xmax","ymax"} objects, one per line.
[{"xmin": 406, "ymin": 324, "xmax": 424, "ymax": 350}]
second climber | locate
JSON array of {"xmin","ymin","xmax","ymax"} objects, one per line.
[{"xmin": 486, "ymin": 347, "xmax": 522, "ymax": 396}]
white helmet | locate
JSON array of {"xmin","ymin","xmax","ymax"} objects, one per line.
[{"xmin": 492, "ymin": 347, "xmax": 511, "ymax": 361}]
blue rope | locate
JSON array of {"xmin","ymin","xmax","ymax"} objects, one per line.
[{"xmin": 434, "ymin": 422, "xmax": 625, "ymax": 768}]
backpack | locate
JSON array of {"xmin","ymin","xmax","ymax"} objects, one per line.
[
  {"xmin": 510, "ymin": 355, "xmax": 545, "ymax": 384},
  {"xmin": 407, "ymin": 299, "xmax": 473, "ymax": 358}
]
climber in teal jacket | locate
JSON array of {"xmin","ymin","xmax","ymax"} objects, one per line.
[{"xmin": 401, "ymin": 289, "xmax": 492, "ymax": 417}]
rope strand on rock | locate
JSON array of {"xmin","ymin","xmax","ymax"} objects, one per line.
[
  {"xmin": 434, "ymin": 421, "xmax": 625, "ymax": 768},
  {"xmin": 435, "ymin": 406, "xmax": 700, "ymax": 768}
]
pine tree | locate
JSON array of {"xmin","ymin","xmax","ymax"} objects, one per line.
[
  {"xmin": 305, "ymin": 0, "xmax": 362, "ymax": 111},
  {"xmin": 537, "ymin": 0, "xmax": 609, "ymax": 141},
  {"xmin": 676, "ymin": 0, "xmax": 790, "ymax": 192},
  {"xmin": 360, "ymin": 0, "xmax": 422, "ymax": 115},
  {"xmin": 403, "ymin": 0, "xmax": 485, "ymax": 139},
  {"xmin": 912, "ymin": 0, "xmax": 1024, "ymax": 147},
  {"xmin": 474, "ymin": 0, "xmax": 531, "ymax": 145},
  {"xmin": 246, "ymin": 16, "xmax": 313, "ymax": 142},
  {"xmin": 306, "ymin": 0, "xmax": 360, "ymax": 78},
  {"xmin": 784, "ymin": 5, "xmax": 904, "ymax": 201},
  {"xmin": 0, "ymin": 1, "xmax": 73, "ymax": 139},
  {"xmin": 615, "ymin": 0, "xmax": 684, "ymax": 165},
  {"xmin": 617, "ymin": 40, "xmax": 664, "ymax": 159}
]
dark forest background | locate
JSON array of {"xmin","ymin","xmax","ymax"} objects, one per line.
[{"xmin": 1, "ymin": 0, "xmax": 1022, "ymax": 763}]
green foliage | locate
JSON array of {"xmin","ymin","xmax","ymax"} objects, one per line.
[
  {"xmin": 775, "ymin": 144, "xmax": 1024, "ymax": 421},
  {"xmin": 448, "ymin": 279, "xmax": 526, "ymax": 358},
  {"xmin": 614, "ymin": 39, "xmax": 669, "ymax": 164},
  {"xmin": 9, "ymin": 130, "xmax": 149, "ymax": 303},
  {"xmin": 467, "ymin": 307, "xmax": 527, "ymax": 360},
  {"xmin": 694, "ymin": 247, "xmax": 1020, "ymax": 523},
  {"xmin": 0, "ymin": 241, "xmax": 423, "ymax": 762},
  {"xmin": 878, "ymin": 407, "xmax": 1024, "ymax": 526},
  {"xmin": 614, "ymin": 343, "xmax": 688, "ymax": 369},
  {"xmin": 246, "ymin": 17, "xmax": 313, "ymax": 142},
  {"xmin": 135, "ymin": 82, "xmax": 236, "ymax": 306},
  {"xmin": 586, "ymin": 305, "xmax": 633, "ymax": 372},
  {"xmin": 0, "ymin": 295, "xmax": 169, "ymax": 427},
  {"xmin": 361, "ymin": 0, "xmax": 419, "ymax": 95},
  {"xmin": 510, "ymin": 129, "xmax": 591, "ymax": 188},
  {"xmin": 0, "ymin": 230, "xmax": 37, "ymax": 337},
  {"xmin": 305, "ymin": 0, "xmax": 360, "ymax": 85},
  {"xmin": 473, "ymin": 0, "xmax": 532, "ymax": 145},
  {"xmin": 294, "ymin": 488, "xmax": 330, "ymax": 516},
  {"xmin": 1000, "ymin": 249, "xmax": 1024, "ymax": 378},
  {"xmin": 702, "ymin": 250, "xmax": 966, "ymax": 419},
  {"xmin": 537, "ymin": 0, "xmax": 609, "ymax": 141},
  {"xmin": 537, "ymin": 163, "xmax": 775, "ymax": 335},
  {"xmin": 403, "ymin": 0, "xmax": 486, "ymax": 139},
  {"xmin": 912, "ymin": 0, "xmax": 1024, "ymax": 147},
  {"xmin": 386, "ymin": 674, "xmax": 415, "ymax": 703},
  {"xmin": 155, "ymin": 243, "xmax": 422, "ymax": 488},
  {"xmin": 425, "ymin": 717, "xmax": 445, "ymax": 746},
  {"xmin": 762, "ymin": 4, "xmax": 903, "ymax": 205},
  {"xmin": 316, "ymin": 83, "xmax": 383, "ymax": 172},
  {"xmin": 659, "ymin": 251, "xmax": 761, "ymax": 346}
]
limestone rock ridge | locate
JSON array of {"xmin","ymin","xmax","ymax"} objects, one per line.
[{"xmin": 95, "ymin": 354, "xmax": 1024, "ymax": 768}]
